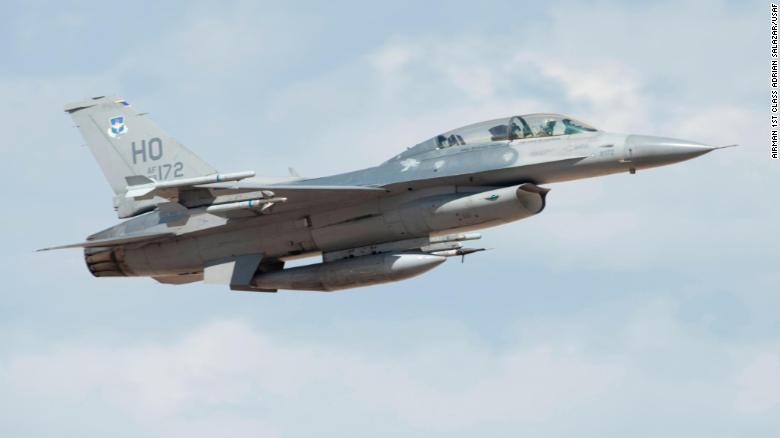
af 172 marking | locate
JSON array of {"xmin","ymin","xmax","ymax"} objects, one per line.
[{"xmin": 147, "ymin": 162, "xmax": 184, "ymax": 180}]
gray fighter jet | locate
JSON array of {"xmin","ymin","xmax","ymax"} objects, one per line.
[{"xmin": 41, "ymin": 96, "xmax": 730, "ymax": 292}]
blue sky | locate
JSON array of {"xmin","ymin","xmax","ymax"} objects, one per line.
[{"xmin": 0, "ymin": 1, "xmax": 776, "ymax": 436}]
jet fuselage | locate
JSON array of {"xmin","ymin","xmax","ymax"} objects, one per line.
[
  {"xmin": 50, "ymin": 98, "xmax": 718, "ymax": 291},
  {"xmin": 86, "ymin": 130, "xmax": 711, "ymax": 281}
]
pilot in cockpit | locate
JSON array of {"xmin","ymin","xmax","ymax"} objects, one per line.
[
  {"xmin": 540, "ymin": 119, "xmax": 557, "ymax": 137},
  {"xmin": 509, "ymin": 120, "xmax": 531, "ymax": 139}
]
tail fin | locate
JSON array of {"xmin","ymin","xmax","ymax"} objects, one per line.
[{"xmin": 64, "ymin": 96, "xmax": 217, "ymax": 195}]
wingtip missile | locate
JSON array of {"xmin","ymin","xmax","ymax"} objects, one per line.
[{"xmin": 124, "ymin": 171, "xmax": 256, "ymax": 199}]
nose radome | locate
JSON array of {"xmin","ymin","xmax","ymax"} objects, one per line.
[{"xmin": 626, "ymin": 135, "xmax": 714, "ymax": 167}]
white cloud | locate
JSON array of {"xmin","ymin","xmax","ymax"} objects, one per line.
[
  {"xmin": 370, "ymin": 44, "xmax": 419, "ymax": 76},
  {"xmin": 1, "ymin": 320, "xmax": 618, "ymax": 430},
  {"xmin": 734, "ymin": 351, "xmax": 780, "ymax": 415},
  {"xmin": 2, "ymin": 316, "xmax": 778, "ymax": 436},
  {"xmin": 262, "ymin": 36, "xmax": 654, "ymax": 172},
  {"xmin": 515, "ymin": 53, "xmax": 649, "ymax": 132},
  {"xmin": 0, "ymin": 2, "xmax": 773, "ymax": 437}
]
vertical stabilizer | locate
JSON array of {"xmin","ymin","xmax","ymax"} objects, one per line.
[{"xmin": 64, "ymin": 96, "xmax": 217, "ymax": 195}]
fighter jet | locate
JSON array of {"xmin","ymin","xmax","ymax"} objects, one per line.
[{"xmin": 40, "ymin": 96, "xmax": 729, "ymax": 292}]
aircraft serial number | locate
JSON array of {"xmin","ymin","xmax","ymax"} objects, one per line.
[{"xmin": 147, "ymin": 162, "xmax": 184, "ymax": 180}]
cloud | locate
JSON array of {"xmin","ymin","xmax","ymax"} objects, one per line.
[
  {"xmin": 733, "ymin": 352, "xmax": 780, "ymax": 415},
  {"xmin": 3, "ymin": 315, "xmax": 779, "ymax": 436},
  {"xmin": 0, "ymin": 1, "xmax": 773, "ymax": 437},
  {"xmin": 260, "ymin": 35, "xmax": 656, "ymax": 173},
  {"xmin": 1, "ymin": 320, "xmax": 618, "ymax": 430},
  {"xmin": 370, "ymin": 44, "xmax": 419, "ymax": 76}
]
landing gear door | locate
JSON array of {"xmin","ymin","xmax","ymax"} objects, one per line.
[
  {"xmin": 622, "ymin": 140, "xmax": 634, "ymax": 163},
  {"xmin": 619, "ymin": 135, "xmax": 636, "ymax": 173}
]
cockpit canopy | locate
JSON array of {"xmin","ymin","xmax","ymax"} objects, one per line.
[{"xmin": 434, "ymin": 113, "xmax": 597, "ymax": 149}]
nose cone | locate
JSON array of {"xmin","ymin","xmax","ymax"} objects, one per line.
[{"xmin": 626, "ymin": 135, "xmax": 714, "ymax": 168}]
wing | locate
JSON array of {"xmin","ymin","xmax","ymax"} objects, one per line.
[
  {"xmin": 42, "ymin": 184, "xmax": 389, "ymax": 250},
  {"xmin": 37, "ymin": 231, "xmax": 176, "ymax": 251},
  {"xmin": 196, "ymin": 183, "xmax": 389, "ymax": 218},
  {"xmin": 118, "ymin": 174, "xmax": 389, "ymax": 219}
]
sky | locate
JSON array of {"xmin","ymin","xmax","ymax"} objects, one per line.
[{"xmin": 0, "ymin": 0, "xmax": 777, "ymax": 436}]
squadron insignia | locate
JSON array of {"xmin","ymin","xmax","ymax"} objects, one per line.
[{"xmin": 107, "ymin": 116, "xmax": 127, "ymax": 138}]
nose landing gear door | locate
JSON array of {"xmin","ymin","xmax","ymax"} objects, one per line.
[{"xmin": 622, "ymin": 143, "xmax": 634, "ymax": 162}]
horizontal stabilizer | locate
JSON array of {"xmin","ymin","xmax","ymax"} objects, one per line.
[{"xmin": 37, "ymin": 231, "xmax": 176, "ymax": 251}]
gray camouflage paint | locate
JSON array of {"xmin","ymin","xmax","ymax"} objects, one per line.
[{"xmin": 50, "ymin": 97, "xmax": 717, "ymax": 291}]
